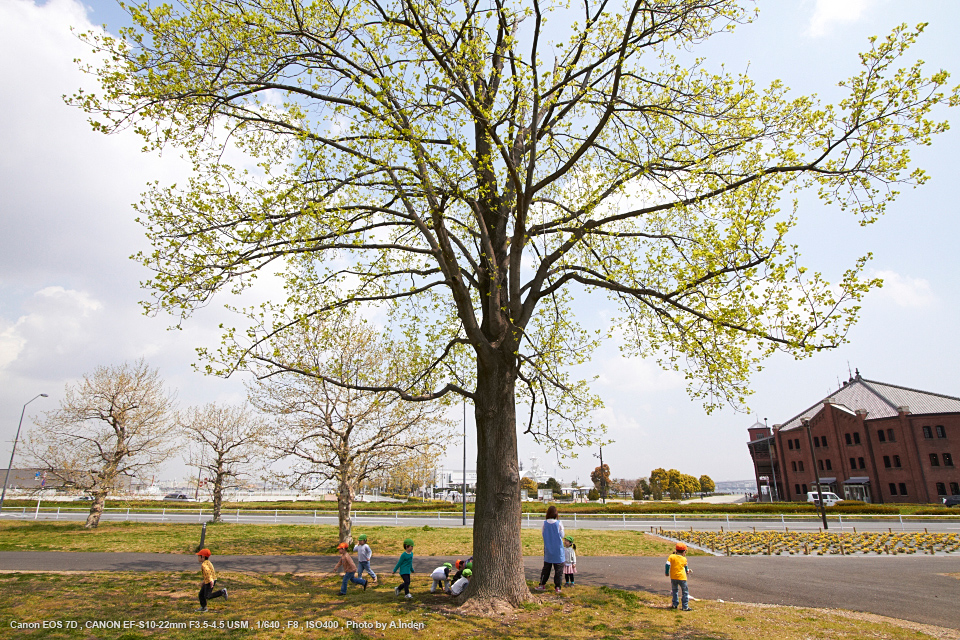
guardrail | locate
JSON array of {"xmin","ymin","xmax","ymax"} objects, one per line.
[{"xmin": 1, "ymin": 505, "xmax": 958, "ymax": 532}]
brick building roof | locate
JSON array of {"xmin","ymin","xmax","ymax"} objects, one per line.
[{"xmin": 777, "ymin": 372, "xmax": 960, "ymax": 431}]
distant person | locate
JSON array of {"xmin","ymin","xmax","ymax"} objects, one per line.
[
  {"xmin": 392, "ymin": 538, "xmax": 416, "ymax": 598},
  {"xmin": 448, "ymin": 568, "xmax": 471, "ymax": 596},
  {"xmin": 563, "ymin": 535, "xmax": 577, "ymax": 586},
  {"xmin": 430, "ymin": 562, "xmax": 453, "ymax": 593},
  {"xmin": 354, "ymin": 534, "xmax": 377, "ymax": 583},
  {"xmin": 195, "ymin": 549, "xmax": 227, "ymax": 613},
  {"xmin": 334, "ymin": 542, "xmax": 368, "ymax": 595},
  {"xmin": 666, "ymin": 542, "xmax": 692, "ymax": 611},
  {"xmin": 535, "ymin": 505, "xmax": 565, "ymax": 593}
]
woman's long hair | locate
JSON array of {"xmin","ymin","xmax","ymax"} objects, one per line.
[{"xmin": 545, "ymin": 505, "xmax": 558, "ymax": 520}]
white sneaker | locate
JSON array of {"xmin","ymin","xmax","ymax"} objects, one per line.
[
  {"xmin": 405, "ymin": 594, "xmax": 412, "ymax": 599},
  {"xmin": 394, "ymin": 586, "xmax": 400, "ymax": 596}
]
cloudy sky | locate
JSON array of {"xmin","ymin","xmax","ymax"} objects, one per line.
[{"xmin": 2, "ymin": 0, "xmax": 959, "ymax": 488}]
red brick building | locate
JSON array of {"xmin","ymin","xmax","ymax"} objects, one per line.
[{"xmin": 747, "ymin": 372, "xmax": 960, "ymax": 503}]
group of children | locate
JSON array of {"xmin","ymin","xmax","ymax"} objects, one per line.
[{"xmin": 194, "ymin": 532, "xmax": 693, "ymax": 612}]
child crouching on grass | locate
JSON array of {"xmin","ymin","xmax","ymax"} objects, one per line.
[
  {"xmin": 447, "ymin": 568, "xmax": 471, "ymax": 596},
  {"xmin": 430, "ymin": 562, "xmax": 453, "ymax": 593},
  {"xmin": 196, "ymin": 549, "xmax": 227, "ymax": 613},
  {"xmin": 334, "ymin": 542, "xmax": 368, "ymax": 595}
]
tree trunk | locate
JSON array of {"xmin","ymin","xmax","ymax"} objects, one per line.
[
  {"xmin": 467, "ymin": 349, "xmax": 531, "ymax": 608},
  {"xmin": 337, "ymin": 473, "xmax": 354, "ymax": 543},
  {"xmin": 212, "ymin": 468, "xmax": 224, "ymax": 523},
  {"xmin": 84, "ymin": 490, "xmax": 108, "ymax": 529}
]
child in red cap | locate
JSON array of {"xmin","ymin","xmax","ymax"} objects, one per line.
[
  {"xmin": 333, "ymin": 542, "xmax": 368, "ymax": 595},
  {"xmin": 195, "ymin": 549, "xmax": 227, "ymax": 612},
  {"xmin": 666, "ymin": 543, "xmax": 691, "ymax": 611}
]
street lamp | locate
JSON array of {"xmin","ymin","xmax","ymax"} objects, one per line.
[
  {"xmin": 462, "ymin": 398, "xmax": 467, "ymax": 526},
  {"xmin": 802, "ymin": 418, "xmax": 828, "ymax": 530},
  {"xmin": 0, "ymin": 393, "xmax": 49, "ymax": 514}
]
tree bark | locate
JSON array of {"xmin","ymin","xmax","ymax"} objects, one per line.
[
  {"xmin": 212, "ymin": 466, "xmax": 224, "ymax": 523},
  {"xmin": 84, "ymin": 490, "xmax": 108, "ymax": 529},
  {"xmin": 337, "ymin": 472, "xmax": 354, "ymax": 543},
  {"xmin": 467, "ymin": 348, "xmax": 531, "ymax": 607}
]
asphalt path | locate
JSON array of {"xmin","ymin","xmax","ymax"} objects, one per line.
[
  {"xmin": 1, "ymin": 551, "xmax": 957, "ymax": 630},
  {"xmin": 3, "ymin": 510, "xmax": 959, "ymax": 533}
]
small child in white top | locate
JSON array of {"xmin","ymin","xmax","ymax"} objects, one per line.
[
  {"xmin": 354, "ymin": 534, "xmax": 377, "ymax": 582},
  {"xmin": 430, "ymin": 562, "xmax": 452, "ymax": 592},
  {"xmin": 448, "ymin": 568, "xmax": 471, "ymax": 596},
  {"xmin": 563, "ymin": 535, "xmax": 577, "ymax": 586}
]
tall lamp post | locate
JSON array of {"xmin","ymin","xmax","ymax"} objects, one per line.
[
  {"xmin": 765, "ymin": 418, "xmax": 779, "ymax": 502},
  {"xmin": 462, "ymin": 398, "xmax": 467, "ymax": 526},
  {"xmin": 0, "ymin": 393, "xmax": 49, "ymax": 514},
  {"xmin": 802, "ymin": 418, "xmax": 828, "ymax": 530}
]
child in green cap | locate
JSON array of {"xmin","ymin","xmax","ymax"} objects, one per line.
[
  {"xmin": 563, "ymin": 535, "xmax": 577, "ymax": 586},
  {"xmin": 392, "ymin": 538, "xmax": 415, "ymax": 598},
  {"xmin": 430, "ymin": 562, "xmax": 453, "ymax": 593},
  {"xmin": 354, "ymin": 533, "xmax": 376, "ymax": 583}
]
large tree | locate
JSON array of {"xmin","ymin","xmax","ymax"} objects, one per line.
[
  {"xmin": 24, "ymin": 360, "xmax": 177, "ymax": 528},
  {"xmin": 73, "ymin": 0, "xmax": 956, "ymax": 606},
  {"xmin": 178, "ymin": 402, "xmax": 269, "ymax": 522},
  {"xmin": 247, "ymin": 311, "xmax": 450, "ymax": 543}
]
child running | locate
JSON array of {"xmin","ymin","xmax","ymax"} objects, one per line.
[
  {"xmin": 195, "ymin": 549, "xmax": 227, "ymax": 613},
  {"xmin": 354, "ymin": 534, "xmax": 377, "ymax": 583},
  {"xmin": 430, "ymin": 562, "xmax": 453, "ymax": 593},
  {"xmin": 563, "ymin": 535, "xmax": 577, "ymax": 586},
  {"xmin": 334, "ymin": 542, "xmax": 368, "ymax": 595},
  {"xmin": 666, "ymin": 542, "xmax": 692, "ymax": 611},
  {"xmin": 392, "ymin": 538, "xmax": 415, "ymax": 599}
]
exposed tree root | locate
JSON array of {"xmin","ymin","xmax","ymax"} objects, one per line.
[{"xmin": 457, "ymin": 596, "xmax": 521, "ymax": 617}]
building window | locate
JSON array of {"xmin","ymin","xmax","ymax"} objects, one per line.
[
  {"xmin": 877, "ymin": 430, "xmax": 886, "ymax": 442},
  {"xmin": 814, "ymin": 436, "xmax": 820, "ymax": 447},
  {"xmin": 795, "ymin": 438, "xmax": 801, "ymax": 450},
  {"xmin": 798, "ymin": 461, "xmax": 804, "ymax": 472},
  {"xmin": 818, "ymin": 459, "xmax": 824, "ymax": 471},
  {"xmin": 858, "ymin": 457, "xmax": 865, "ymax": 469},
  {"xmin": 883, "ymin": 455, "xmax": 891, "ymax": 468},
  {"xmin": 802, "ymin": 483, "xmax": 808, "ymax": 494},
  {"xmin": 937, "ymin": 482, "xmax": 947, "ymax": 496},
  {"xmin": 930, "ymin": 453, "xmax": 940, "ymax": 466},
  {"xmin": 944, "ymin": 453, "xmax": 954, "ymax": 467},
  {"xmin": 791, "ymin": 461, "xmax": 797, "ymax": 472},
  {"xmin": 951, "ymin": 482, "xmax": 960, "ymax": 496},
  {"xmin": 936, "ymin": 425, "xmax": 946, "ymax": 438},
  {"xmin": 825, "ymin": 459, "xmax": 832, "ymax": 471},
  {"xmin": 788, "ymin": 439, "xmax": 794, "ymax": 450},
  {"xmin": 893, "ymin": 455, "xmax": 902, "ymax": 468},
  {"xmin": 845, "ymin": 433, "xmax": 852, "ymax": 445},
  {"xmin": 899, "ymin": 482, "xmax": 908, "ymax": 495},
  {"xmin": 795, "ymin": 484, "xmax": 801, "ymax": 495},
  {"xmin": 850, "ymin": 457, "xmax": 857, "ymax": 470},
  {"xmin": 889, "ymin": 483, "xmax": 897, "ymax": 495},
  {"xmin": 822, "ymin": 438, "xmax": 828, "ymax": 448},
  {"xmin": 923, "ymin": 426, "xmax": 933, "ymax": 439},
  {"xmin": 887, "ymin": 429, "xmax": 896, "ymax": 442},
  {"xmin": 853, "ymin": 432, "xmax": 861, "ymax": 445}
]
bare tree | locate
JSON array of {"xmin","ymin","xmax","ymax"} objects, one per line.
[
  {"xmin": 179, "ymin": 403, "xmax": 269, "ymax": 522},
  {"xmin": 24, "ymin": 360, "xmax": 177, "ymax": 528},
  {"xmin": 248, "ymin": 312, "xmax": 451, "ymax": 542}
]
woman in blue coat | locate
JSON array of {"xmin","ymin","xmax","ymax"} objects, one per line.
[{"xmin": 535, "ymin": 505, "xmax": 565, "ymax": 592}]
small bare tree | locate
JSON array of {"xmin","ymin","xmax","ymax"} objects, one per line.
[
  {"xmin": 179, "ymin": 403, "xmax": 269, "ymax": 522},
  {"xmin": 25, "ymin": 360, "xmax": 177, "ymax": 528},
  {"xmin": 248, "ymin": 312, "xmax": 451, "ymax": 542}
]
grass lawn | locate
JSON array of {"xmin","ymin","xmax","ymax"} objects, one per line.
[
  {"xmin": 0, "ymin": 571, "xmax": 942, "ymax": 640},
  {"xmin": 0, "ymin": 521, "xmax": 694, "ymax": 557}
]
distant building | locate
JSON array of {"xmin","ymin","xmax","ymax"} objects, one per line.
[{"xmin": 747, "ymin": 372, "xmax": 960, "ymax": 504}]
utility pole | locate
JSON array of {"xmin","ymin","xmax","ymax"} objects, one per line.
[
  {"xmin": 802, "ymin": 418, "xmax": 828, "ymax": 529},
  {"xmin": 765, "ymin": 418, "xmax": 779, "ymax": 502}
]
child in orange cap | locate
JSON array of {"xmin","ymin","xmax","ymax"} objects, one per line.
[
  {"xmin": 195, "ymin": 549, "xmax": 227, "ymax": 612},
  {"xmin": 334, "ymin": 542, "xmax": 368, "ymax": 595},
  {"xmin": 666, "ymin": 542, "xmax": 692, "ymax": 611}
]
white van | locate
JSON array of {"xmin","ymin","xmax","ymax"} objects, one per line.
[{"xmin": 806, "ymin": 491, "xmax": 842, "ymax": 507}]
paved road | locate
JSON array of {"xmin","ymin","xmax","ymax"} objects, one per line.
[
  {"xmin": 1, "ymin": 552, "xmax": 957, "ymax": 630},
  {"xmin": 3, "ymin": 509, "xmax": 959, "ymax": 533}
]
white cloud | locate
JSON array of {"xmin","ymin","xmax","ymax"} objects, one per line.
[
  {"xmin": 596, "ymin": 355, "xmax": 685, "ymax": 393},
  {"xmin": 872, "ymin": 270, "xmax": 936, "ymax": 308},
  {"xmin": 807, "ymin": 0, "xmax": 875, "ymax": 38}
]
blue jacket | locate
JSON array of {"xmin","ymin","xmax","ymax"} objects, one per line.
[
  {"xmin": 542, "ymin": 519, "xmax": 564, "ymax": 563},
  {"xmin": 393, "ymin": 551, "xmax": 414, "ymax": 575}
]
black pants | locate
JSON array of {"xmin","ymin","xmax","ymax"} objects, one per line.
[
  {"xmin": 539, "ymin": 562, "xmax": 563, "ymax": 588},
  {"xmin": 199, "ymin": 581, "xmax": 225, "ymax": 607},
  {"xmin": 398, "ymin": 573, "xmax": 411, "ymax": 595}
]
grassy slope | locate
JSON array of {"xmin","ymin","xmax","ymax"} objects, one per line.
[
  {"xmin": 0, "ymin": 571, "xmax": 941, "ymax": 640},
  {"xmin": 0, "ymin": 521, "xmax": 693, "ymax": 557}
]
